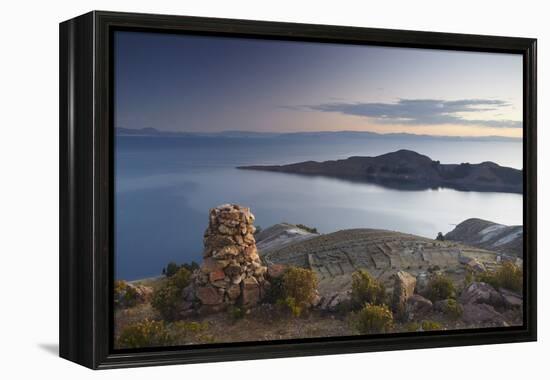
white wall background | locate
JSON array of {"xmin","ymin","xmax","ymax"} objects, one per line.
[{"xmin": 0, "ymin": 0, "xmax": 547, "ymax": 377}]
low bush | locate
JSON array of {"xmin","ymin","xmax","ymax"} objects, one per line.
[
  {"xmin": 228, "ymin": 306, "xmax": 246, "ymax": 321},
  {"xmin": 354, "ymin": 304, "xmax": 394, "ymax": 334},
  {"xmin": 268, "ymin": 267, "xmax": 318, "ymax": 317},
  {"xmin": 117, "ymin": 319, "xmax": 173, "ymax": 348},
  {"xmin": 163, "ymin": 261, "xmax": 199, "ymax": 277},
  {"xmin": 264, "ymin": 275, "xmax": 285, "ymax": 304},
  {"xmin": 296, "ymin": 224, "xmax": 318, "ymax": 234},
  {"xmin": 151, "ymin": 267, "xmax": 192, "ymax": 320},
  {"xmin": 171, "ymin": 320, "xmax": 209, "ymax": 339},
  {"xmin": 441, "ymin": 299, "xmax": 463, "ymax": 320},
  {"xmin": 425, "ymin": 274, "xmax": 456, "ymax": 302},
  {"xmin": 421, "ymin": 320, "xmax": 443, "ymax": 331},
  {"xmin": 464, "ymin": 270, "xmax": 474, "ymax": 288},
  {"xmin": 350, "ymin": 270, "xmax": 386, "ymax": 309},
  {"xmin": 281, "ymin": 267, "xmax": 318, "ymax": 308},
  {"xmin": 404, "ymin": 322, "xmax": 421, "ymax": 332},
  {"xmin": 114, "ymin": 280, "xmax": 140, "ymax": 308},
  {"xmin": 276, "ymin": 296, "xmax": 303, "ymax": 317},
  {"xmin": 477, "ymin": 262, "xmax": 522, "ymax": 292}
]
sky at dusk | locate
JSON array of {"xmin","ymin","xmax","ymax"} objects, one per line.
[{"xmin": 114, "ymin": 31, "xmax": 523, "ymax": 138}]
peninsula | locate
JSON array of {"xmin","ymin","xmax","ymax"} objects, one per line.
[{"xmin": 237, "ymin": 150, "xmax": 522, "ymax": 193}]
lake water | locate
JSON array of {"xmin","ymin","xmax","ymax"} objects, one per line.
[{"xmin": 115, "ymin": 135, "xmax": 523, "ymax": 280}]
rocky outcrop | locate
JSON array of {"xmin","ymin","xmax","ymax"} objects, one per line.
[
  {"xmin": 445, "ymin": 218, "xmax": 523, "ymax": 258},
  {"xmin": 459, "ymin": 282, "xmax": 505, "ymax": 308},
  {"xmin": 392, "ymin": 271, "xmax": 416, "ymax": 315},
  {"xmin": 238, "ymin": 150, "xmax": 523, "ymax": 194},
  {"xmin": 191, "ymin": 204, "xmax": 268, "ymax": 312},
  {"xmin": 456, "ymin": 281, "xmax": 522, "ymax": 326},
  {"xmin": 115, "ymin": 282, "xmax": 153, "ymax": 308},
  {"xmin": 462, "ymin": 303, "xmax": 507, "ymax": 326}
]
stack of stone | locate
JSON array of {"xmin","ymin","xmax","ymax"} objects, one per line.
[{"xmin": 193, "ymin": 204, "xmax": 268, "ymax": 312}]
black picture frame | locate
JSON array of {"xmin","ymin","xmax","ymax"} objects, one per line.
[{"xmin": 59, "ymin": 10, "xmax": 537, "ymax": 369}]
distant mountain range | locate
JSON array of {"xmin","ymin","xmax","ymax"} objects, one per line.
[
  {"xmin": 115, "ymin": 127, "xmax": 521, "ymax": 142},
  {"xmin": 238, "ymin": 149, "xmax": 523, "ymax": 194}
]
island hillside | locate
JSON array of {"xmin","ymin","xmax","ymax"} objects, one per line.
[
  {"xmin": 114, "ymin": 205, "xmax": 523, "ymax": 349},
  {"xmin": 237, "ymin": 149, "xmax": 522, "ymax": 193}
]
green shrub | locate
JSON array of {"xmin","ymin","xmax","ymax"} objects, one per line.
[
  {"xmin": 151, "ymin": 267, "xmax": 192, "ymax": 320},
  {"xmin": 421, "ymin": 320, "xmax": 443, "ymax": 331},
  {"xmin": 264, "ymin": 275, "xmax": 285, "ymax": 304},
  {"xmin": 114, "ymin": 280, "xmax": 140, "ymax": 308},
  {"xmin": 425, "ymin": 274, "xmax": 456, "ymax": 302},
  {"xmin": 181, "ymin": 261, "xmax": 200, "ymax": 273},
  {"xmin": 464, "ymin": 270, "xmax": 474, "ymax": 288},
  {"xmin": 354, "ymin": 304, "xmax": 394, "ymax": 334},
  {"xmin": 296, "ymin": 224, "xmax": 318, "ymax": 234},
  {"xmin": 350, "ymin": 270, "xmax": 386, "ymax": 309},
  {"xmin": 281, "ymin": 267, "xmax": 318, "ymax": 307},
  {"xmin": 269, "ymin": 267, "xmax": 318, "ymax": 317},
  {"xmin": 436, "ymin": 232, "xmax": 445, "ymax": 241},
  {"xmin": 276, "ymin": 296, "xmax": 303, "ymax": 317},
  {"xmin": 404, "ymin": 322, "xmax": 421, "ymax": 332},
  {"xmin": 228, "ymin": 306, "xmax": 246, "ymax": 321},
  {"xmin": 170, "ymin": 267, "xmax": 192, "ymax": 289},
  {"xmin": 171, "ymin": 321, "xmax": 209, "ymax": 339},
  {"xmin": 163, "ymin": 261, "xmax": 199, "ymax": 277},
  {"xmin": 164, "ymin": 262, "xmax": 179, "ymax": 277},
  {"xmin": 477, "ymin": 262, "xmax": 522, "ymax": 292},
  {"xmin": 117, "ymin": 319, "xmax": 173, "ymax": 348},
  {"xmin": 441, "ymin": 299, "xmax": 463, "ymax": 320}
]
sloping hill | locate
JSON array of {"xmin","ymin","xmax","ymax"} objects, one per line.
[
  {"xmin": 444, "ymin": 218, "xmax": 523, "ymax": 258},
  {"xmin": 255, "ymin": 223, "xmax": 319, "ymax": 254}
]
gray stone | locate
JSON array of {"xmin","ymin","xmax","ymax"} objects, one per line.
[
  {"xmin": 462, "ymin": 303, "xmax": 506, "ymax": 325},
  {"xmin": 459, "ymin": 282, "xmax": 505, "ymax": 308},
  {"xmin": 405, "ymin": 294, "xmax": 433, "ymax": 321}
]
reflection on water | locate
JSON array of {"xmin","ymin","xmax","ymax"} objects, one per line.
[{"xmin": 115, "ymin": 136, "xmax": 523, "ymax": 280}]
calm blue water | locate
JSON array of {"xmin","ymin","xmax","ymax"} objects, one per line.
[{"xmin": 115, "ymin": 135, "xmax": 523, "ymax": 280}]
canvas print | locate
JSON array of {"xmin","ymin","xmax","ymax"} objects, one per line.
[{"xmin": 113, "ymin": 31, "xmax": 524, "ymax": 349}]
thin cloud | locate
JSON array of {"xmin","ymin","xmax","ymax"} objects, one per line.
[{"xmin": 305, "ymin": 99, "xmax": 521, "ymax": 128}]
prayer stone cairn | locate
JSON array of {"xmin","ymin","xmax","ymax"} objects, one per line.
[{"xmin": 192, "ymin": 204, "xmax": 268, "ymax": 312}]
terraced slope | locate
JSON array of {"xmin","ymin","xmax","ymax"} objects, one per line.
[{"xmin": 259, "ymin": 228, "xmax": 500, "ymax": 298}]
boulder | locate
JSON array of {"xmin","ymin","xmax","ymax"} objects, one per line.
[
  {"xmin": 465, "ymin": 258, "xmax": 486, "ymax": 273},
  {"xmin": 459, "ymin": 282, "xmax": 505, "ymax": 308},
  {"xmin": 226, "ymin": 284, "xmax": 241, "ymax": 300},
  {"xmin": 319, "ymin": 290, "xmax": 352, "ymax": 312},
  {"xmin": 405, "ymin": 294, "xmax": 433, "ymax": 321},
  {"xmin": 499, "ymin": 288, "xmax": 523, "ymax": 308},
  {"xmin": 196, "ymin": 286, "xmax": 223, "ymax": 305},
  {"xmin": 241, "ymin": 277, "xmax": 260, "ymax": 306},
  {"xmin": 209, "ymin": 270, "xmax": 226, "ymax": 282},
  {"xmin": 415, "ymin": 272, "xmax": 429, "ymax": 294},
  {"xmin": 462, "ymin": 303, "xmax": 507, "ymax": 326},
  {"xmin": 392, "ymin": 271, "xmax": 416, "ymax": 314},
  {"xmin": 201, "ymin": 257, "xmax": 227, "ymax": 273},
  {"xmin": 224, "ymin": 264, "xmax": 242, "ymax": 277}
]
